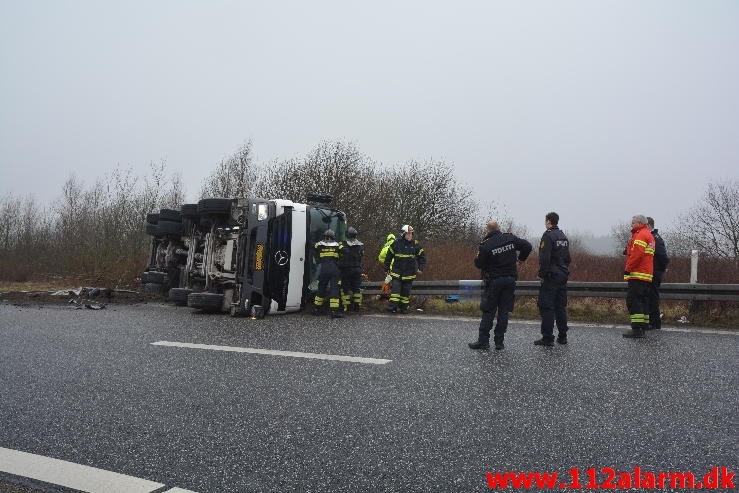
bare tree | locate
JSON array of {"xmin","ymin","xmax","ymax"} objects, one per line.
[
  {"xmin": 610, "ymin": 220, "xmax": 632, "ymax": 256},
  {"xmin": 670, "ymin": 179, "xmax": 739, "ymax": 261},
  {"xmin": 200, "ymin": 141, "xmax": 256, "ymax": 198}
]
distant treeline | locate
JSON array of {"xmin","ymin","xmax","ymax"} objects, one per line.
[{"xmin": 1, "ymin": 140, "xmax": 737, "ymax": 286}]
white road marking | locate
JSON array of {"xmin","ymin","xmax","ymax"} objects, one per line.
[
  {"xmin": 163, "ymin": 488, "xmax": 199, "ymax": 492},
  {"xmin": 151, "ymin": 341, "xmax": 393, "ymax": 365},
  {"xmin": 0, "ymin": 447, "xmax": 165, "ymax": 493}
]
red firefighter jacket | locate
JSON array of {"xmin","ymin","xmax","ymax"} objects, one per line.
[{"xmin": 624, "ymin": 224, "xmax": 655, "ymax": 282}]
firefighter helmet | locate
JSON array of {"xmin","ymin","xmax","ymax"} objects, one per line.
[
  {"xmin": 323, "ymin": 229, "xmax": 336, "ymax": 239},
  {"xmin": 401, "ymin": 224, "xmax": 414, "ymax": 234},
  {"xmin": 347, "ymin": 227, "xmax": 358, "ymax": 238}
]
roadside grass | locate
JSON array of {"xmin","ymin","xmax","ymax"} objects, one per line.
[{"xmin": 365, "ymin": 296, "xmax": 739, "ymax": 329}]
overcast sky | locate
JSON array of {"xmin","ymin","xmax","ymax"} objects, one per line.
[{"xmin": 1, "ymin": 1, "xmax": 737, "ymax": 236}]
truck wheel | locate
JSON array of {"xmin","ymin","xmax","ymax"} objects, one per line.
[
  {"xmin": 169, "ymin": 288, "xmax": 193, "ymax": 306},
  {"xmin": 142, "ymin": 282, "xmax": 164, "ymax": 294},
  {"xmin": 180, "ymin": 204, "xmax": 199, "ymax": 219},
  {"xmin": 197, "ymin": 198, "xmax": 232, "ymax": 216},
  {"xmin": 146, "ymin": 213, "xmax": 159, "ymax": 224},
  {"xmin": 157, "ymin": 220, "xmax": 183, "ymax": 236},
  {"xmin": 141, "ymin": 271, "xmax": 167, "ymax": 284},
  {"xmin": 159, "ymin": 208, "xmax": 182, "ymax": 222},
  {"xmin": 145, "ymin": 223, "xmax": 161, "ymax": 236},
  {"xmin": 187, "ymin": 292, "xmax": 225, "ymax": 312}
]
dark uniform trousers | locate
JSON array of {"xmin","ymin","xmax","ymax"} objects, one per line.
[
  {"xmin": 647, "ymin": 270, "xmax": 664, "ymax": 329},
  {"xmin": 626, "ymin": 279, "xmax": 650, "ymax": 329},
  {"xmin": 538, "ymin": 270, "xmax": 569, "ymax": 341},
  {"xmin": 478, "ymin": 276, "xmax": 516, "ymax": 345},
  {"xmin": 315, "ymin": 263, "xmax": 341, "ymax": 312},
  {"xmin": 341, "ymin": 266, "xmax": 363, "ymax": 309},
  {"xmin": 389, "ymin": 277, "xmax": 414, "ymax": 311}
]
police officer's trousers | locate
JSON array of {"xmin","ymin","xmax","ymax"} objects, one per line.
[
  {"xmin": 478, "ymin": 276, "xmax": 516, "ymax": 345},
  {"xmin": 538, "ymin": 271, "xmax": 569, "ymax": 341},
  {"xmin": 647, "ymin": 270, "xmax": 664, "ymax": 329}
]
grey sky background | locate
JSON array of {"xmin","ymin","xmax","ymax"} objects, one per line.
[{"xmin": 1, "ymin": 1, "xmax": 737, "ymax": 236}]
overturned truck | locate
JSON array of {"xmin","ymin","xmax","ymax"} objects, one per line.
[{"xmin": 142, "ymin": 194, "xmax": 346, "ymax": 316}]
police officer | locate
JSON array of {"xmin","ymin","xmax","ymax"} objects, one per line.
[
  {"xmin": 312, "ymin": 229, "xmax": 344, "ymax": 319},
  {"xmin": 384, "ymin": 225, "xmax": 426, "ymax": 314},
  {"xmin": 339, "ymin": 227, "xmax": 364, "ymax": 312},
  {"xmin": 534, "ymin": 212, "xmax": 571, "ymax": 346},
  {"xmin": 469, "ymin": 221, "xmax": 532, "ymax": 350},
  {"xmin": 646, "ymin": 217, "xmax": 669, "ymax": 330}
]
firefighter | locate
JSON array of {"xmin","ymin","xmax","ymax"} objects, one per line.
[
  {"xmin": 535, "ymin": 212, "xmax": 571, "ymax": 346},
  {"xmin": 623, "ymin": 215, "xmax": 655, "ymax": 338},
  {"xmin": 339, "ymin": 227, "xmax": 364, "ymax": 312},
  {"xmin": 312, "ymin": 229, "xmax": 344, "ymax": 319},
  {"xmin": 377, "ymin": 233, "xmax": 396, "ymax": 299},
  {"xmin": 468, "ymin": 220, "xmax": 532, "ymax": 350},
  {"xmin": 384, "ymin": 225, "xmax": 426, "ymax": 314},
  {"xmin": 646, "ymin": 217, "xmax": 670, "ymax": 330}
]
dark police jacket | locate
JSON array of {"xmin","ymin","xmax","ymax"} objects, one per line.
[
  {"xmin": 537, "ymin": 226, "xmax": 571, "ymax": 278},
  {"xmin": 474, "ymin": 231, "xmax": 532, "ymax": 279},
  {"xmin": 652, "ymin": 229, "xmax": 670, "ymax": 273}
]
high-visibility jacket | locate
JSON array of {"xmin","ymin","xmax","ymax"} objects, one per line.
[
  {"xmin": 377, "ymin": 234, "xmax": 395, "ymax": 266},
  {"xmin": 624, "ymin": 224, "xmax": 655, "ymax": 282}
]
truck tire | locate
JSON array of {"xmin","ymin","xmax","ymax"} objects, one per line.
[
  {"xmin": 159, "ymin": 208, "xmax": 182, "ymax": 222},
  {"xmin": 157, "ymin": 220, "xmax": 183, "ymax": 236},
  {"xmin": 141, "ymin": 271, "xmax": 167, "ymax": 284},
  {"xmin": 180, "ymin": 203, "xmax": 199, "ymax": 218},
  {"xmin": 197, "ymin": 198, "xmax": 232, "ymax": 216},
  {"xmin": 146, "ymin": 213, "xmax": 159, "ymax": 224},
  {"xmin": 145, "ymin": 223, "xmax": 161, "ymax": 236},
  {"xmin": 187, "ymin": 292, "xmax": 224, "ymax": 312},
  {"xmin": 169, "ymin": 288, "xmax": 193, "ymax": 306},
  {"xmin": 142, "ymin": 282, "xmax": 164, "ymax": 294}
]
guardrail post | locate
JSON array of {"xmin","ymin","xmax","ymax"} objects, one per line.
[{"xmin": 690, "ymin": 250, "xmax": 699, "ymax": 284}]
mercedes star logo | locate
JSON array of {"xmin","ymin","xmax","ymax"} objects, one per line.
[{"xmin": 274, "ymin": 250, "xmax": 289, "ymax": 266}]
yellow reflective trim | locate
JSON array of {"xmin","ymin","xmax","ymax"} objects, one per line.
[
  {"xmin": 625, "ymin": 272, "xmax": 653, "ymax": 281},
  {"xmin": 634, "ymin": 240, "xmax": 648, "ymax": 247},
  {"xmin": 395, "ymin": 253, "xmax": 415, "ymax": 258}
]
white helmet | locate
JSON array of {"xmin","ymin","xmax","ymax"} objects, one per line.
[{"xmin": 401, "ymin": 224, "xmax": 414, "ymax": 234}]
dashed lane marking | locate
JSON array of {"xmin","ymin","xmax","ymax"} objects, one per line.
[
  {"xmin": 0, "ymin": 447, "xmax": 175, "ymax": 493},
  {"xmin": 151, "ymin": 341, "xmax": 393, "ymax": 365}
]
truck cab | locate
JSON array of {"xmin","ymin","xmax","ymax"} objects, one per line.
[{"xmin": 143, "ymin": 195, "xmax": 346, "ymax": 316}]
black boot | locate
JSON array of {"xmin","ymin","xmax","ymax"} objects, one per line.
[
  {"xmin": 468, "ymin": 341, "xmax": 490, "ymax": 350},
  {"xmin": 622, "ymin": 327, "xmax": 645, "ymax": 338}
]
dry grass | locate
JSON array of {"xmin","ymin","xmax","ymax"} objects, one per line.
[{"xmin": 363, "ymin": 296, "xmax": 739, "ymax": 329}]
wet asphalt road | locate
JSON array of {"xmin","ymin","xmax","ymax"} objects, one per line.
[{"xmin": 0, "ymin": 302, "xmax": 737, "ymax": 492}]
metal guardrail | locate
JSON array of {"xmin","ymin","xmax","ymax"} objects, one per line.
[{"xmin": 362, "ymin": 280, "xmax": 739, "ymax": 302}]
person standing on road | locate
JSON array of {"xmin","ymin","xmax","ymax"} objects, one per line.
[
  {"xmin": 468, "ymin": 220, "xmax": 532, "ymax": 350},
  {"xmin": 623, "ymin": 215, "xmax": 655, "ymax": 338},
  {"xmin": 534, "ymin": 212, "xmax": 571, "ymax": 346},
  {"xmin": 646, "ymin": 217, "xmax": 670, "ymax": 330},
  {"xmin": 312, "ymin": 229, "xmax": 345, "ymax": 319},
  {"xmin": 377, "ymin": 233, "xmax": 396, "ymax": 299},
  {"xmin": 339, "ymin": 227, "xmax": 364, "ymax": 313},
  {"xmin": 384, "ymin": 225, "xmax": 426, "ymax": 314}
]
